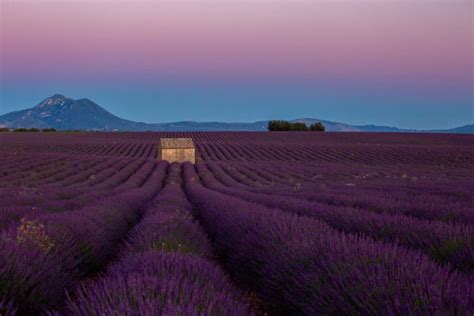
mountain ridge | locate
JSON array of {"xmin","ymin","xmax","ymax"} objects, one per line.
[{"xmin": 0, "ymin": 94, "xmax": 472, "ymax": 134}]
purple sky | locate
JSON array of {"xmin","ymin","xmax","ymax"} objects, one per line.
[{"xmin": 1, "ymin": 0, "xmax": 472, "ymax": 129}]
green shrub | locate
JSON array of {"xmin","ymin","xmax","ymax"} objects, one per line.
[
  {"xmin": 268, "ymin": 120, "xmax": 308, "ymax": 131},
  {"xmin": 309, "ymin": 122, "xmax": 325, "ymax": 131},
  {"xmin": 268, "ymin": 120, "xmax": 324, "ymax": 131},
  {"xmin": 14, "ymin": 128, "xmax": 40, "ymax": 132},
  {"xmin": 291, "ymin": 122, "xmax": 308, "ymax": 131}
]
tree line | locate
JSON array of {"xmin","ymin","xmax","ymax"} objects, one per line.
[
  {"xmin": 267, "ymin": 120, "xmax": 325, "ymax": 132},
  {"xmin": 0, "ymin": 128, "xmax": 56, "ymax": 132}
]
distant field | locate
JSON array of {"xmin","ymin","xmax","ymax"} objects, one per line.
[{"xmin": 0, "ymin": 132, "xmax": 473, "ymax": 315}]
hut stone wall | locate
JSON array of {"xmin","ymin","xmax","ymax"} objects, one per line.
[{"xmin": 158, "ymin": 138, "xmax": 195, "ymax": 164}]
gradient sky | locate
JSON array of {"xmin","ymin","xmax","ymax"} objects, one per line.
[{"xmin": 1, "ymin": 0, "xmax": 472, "ymax": 129}]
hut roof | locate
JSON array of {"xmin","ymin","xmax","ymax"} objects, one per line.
[{"xmin": 159, "ymin": 138, "xmax": 194, "ymax": 149}]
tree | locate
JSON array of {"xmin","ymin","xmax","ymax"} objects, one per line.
[
  {"xmin": 268, "ymin": 120, "xmax": 310, "ymax": 131},
  {"xmin": 309, "ymin": 122, "xmax": 325, "ymax": 132},
  {"xmin": 291, "ymin": 122, "xmax": 308, "ymax": 131},
  {"xmin": 268, "ymin": 120, "xmax": 292, "ymax": 131}
]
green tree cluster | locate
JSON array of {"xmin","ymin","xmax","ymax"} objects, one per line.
[{"xmin": 268, "ymin": 120, "xmax": 325, "ymax": 132}]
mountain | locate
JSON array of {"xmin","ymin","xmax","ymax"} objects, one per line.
[
  {"xmin": 291, "ymin": 118, "xmax": 416, "ymax": 133},
  {"xmin": 0, "ymin": 94, "xmax": 472, "ymax": 133},
  {"xmin": 428, "ymin": 124, "xmax": 474, "ymax": 134},
  {"xmin": 0, "ymin": 94, "xmax": 151, "ymax": 131}
]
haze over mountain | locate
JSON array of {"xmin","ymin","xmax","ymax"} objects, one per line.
[{"xmin": 0, "ymin": 95, "xmax": 472, "ymax": 134}]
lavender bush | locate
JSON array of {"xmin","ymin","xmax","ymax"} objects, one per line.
[
  {"xmin": 65, "ymin": 252, "xmax": 252, "ymax": 315},
  {"xmin": 0, "ymin": 131, "xmax": 472, "ymax": 315},
  {"xmin": 183, "ymin": 162, "xmax": 473, "ymax": 314}
]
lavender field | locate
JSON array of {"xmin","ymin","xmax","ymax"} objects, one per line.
[{"xmin": 0, "ymin": 132, "xmax": 473, "ymax": 315}]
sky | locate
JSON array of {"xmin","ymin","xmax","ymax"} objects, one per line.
[{"xmin": 0, "ymin": 0, "xmax": 472, "ymax": 129}]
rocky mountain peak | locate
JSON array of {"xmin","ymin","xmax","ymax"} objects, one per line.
[{"xmin": 35, "ymin": 94, "xmax": 72, "ymax": 109}]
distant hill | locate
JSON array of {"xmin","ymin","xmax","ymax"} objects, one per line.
[
  {"xmin": 0, "ymin": 94, "xmax": 472, "ymax": 134},
  {"xmin": 0, "ymin": 94, "xmax": 151, "ymax": 131},
  {"xmin": 428, "ymin": 124, "xmax": 474, "ymax": 134},
  {"xmin": 291, "ymin": 118, "xmax": 416, "ymax": 133}
]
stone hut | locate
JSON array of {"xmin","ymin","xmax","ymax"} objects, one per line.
[{"xmin": 158, "ymin": 138, "xmax": 195, "ymax": 164}]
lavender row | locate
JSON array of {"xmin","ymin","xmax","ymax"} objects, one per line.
[
  {"xmin": 197, "ymin": 162, "xmax": 473, "ymax": 272},
  {"xmin": 63, "ymin": 163, "xmax": 252, "ymax": 315},
  {"xmin": 120, "ymin": 162, "xmax": 215, "ymax": 259},
  {"xmin": 0, "ymin": 158, "xmax": 153, "ymax": 231},
  {"xmin": 2, "ymin": 132, "xmax": 472, "ymax": 167},
  {"xmin": 0, "ymin": 162, "xmax": 168, "ymax": 314},
  {"xmin": 0, "ymin": 156, "xmax": 134, "ymax": 207},
  {"xmin": 198, "ymin": 141, "xmax": 473, "ymax": 168},
  {"xmin": 0, "ymin": 157, "xmax": 118, "ymax": 208},
  {"xmin": 183, "ymin": 162, "xmax": 473, "ymax": 314},
  {"xmin": 208, "ymin": 160, "xmax": 473, "ymax": 226},
  {"xmin": 223, "ymin": 162, "xmax": 474, "ymax": 225},
  {"xmin": 2, "ymin": 141, "xmax": 156, "ymax": 159}
]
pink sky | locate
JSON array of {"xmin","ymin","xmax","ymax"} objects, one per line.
[
  {"xmin": 2, "ymin": 0, "xmax": 472, "ymax": 84},
  {"xmin": 1, "ymin": 1, "xmax": 472, "ymax": 129}
]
